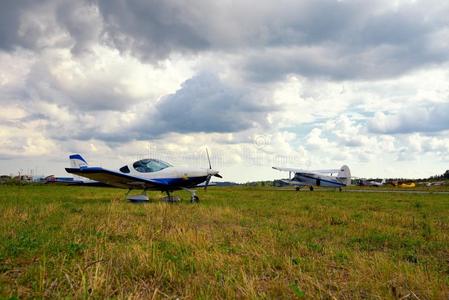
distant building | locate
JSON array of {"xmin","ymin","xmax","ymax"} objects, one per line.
[{"xmin": 0, "ymin": 175, "xmax": 11, "ymax": 183}]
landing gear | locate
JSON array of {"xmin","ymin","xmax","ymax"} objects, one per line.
[
  {"xmin": 309, "ymin": 186, "xmax": 314, "ymax": 191},
  {"xmin": 295, "ymin": 186, "xmax": 301, "ymax": 191},
  {"xmin": 181, "ymin": 188, "xmax": 200, "ymax": 203},
  {"xmin": 339, "ymin": 187, "xmax": 342, "ymax": 192},
  {"xmin": 191, "ymin": 195, "xmax": 200, "ymax": 203}
]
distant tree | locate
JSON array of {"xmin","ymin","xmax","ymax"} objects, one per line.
[{"xmin": 444, "ymin": 170, "xmax": 449, "ymax": 179}]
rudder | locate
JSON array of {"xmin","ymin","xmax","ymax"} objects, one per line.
[
  {"xmin": 337, "ymin": 165, "xmax": 351, "ymax": 186},
  {"xmin": 69, "ymin": 154, "xmax": 88, "ymax": 168}
]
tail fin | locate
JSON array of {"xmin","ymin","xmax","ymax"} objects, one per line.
[
  {"xmin": 69, "ymin": 154, "xmax": 88, "ymax": 168},
  {"xmin": 337, "ymin": 165, "xmax": 351, "ymax": 186}
]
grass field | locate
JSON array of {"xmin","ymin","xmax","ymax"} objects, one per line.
[{"xmin": 0, "ymin": 185, "xmax": 448, "ymax": 299}]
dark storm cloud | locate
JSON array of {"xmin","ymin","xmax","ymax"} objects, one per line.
[
  {"xmin": 0, "ymin": 0, "xmax": 100, "ymax": 55},
  {"xmin": 137, "ymin": 73, "xmax": 269, "ymax": 136},
  {"xmin": 369, "ymin": 102, "xmax": 449, "ymax": 134},
  {"xmin": 69, "ymin": 73, "xmax": 270, "ymax": 142},
  {"xmin": 96, "ymin": 0, "xmax": 210, "ymax": 61},
  {"xmin": 0, "ymin": 0, "xmax": 37, "ymax": 51},
  {"xmin": 2, "ymin": 0, "xmax": 449, "ymax": 81},
  {"xmin": 243, "ymin": 41, "xmax": 444, "ymax": 82},
  {"xmin": 94, "ymin": 0, "xmax": 449, "ymax": 80},
  {"xmin": 243, "ymin": 2, "xmax": 449, "ymax": 81},
  {"xmin": 54, "ymin": 1, "xmax": 102, "ymax": 55}
]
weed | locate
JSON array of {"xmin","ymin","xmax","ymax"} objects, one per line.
[{"xmin": 289, "ymin": 282, "xmax": 305, "ymax": 298}]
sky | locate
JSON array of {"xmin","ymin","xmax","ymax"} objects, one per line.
[{"xmin": 1, "ymin": 0, "xmax": 449, "ymax": 182}]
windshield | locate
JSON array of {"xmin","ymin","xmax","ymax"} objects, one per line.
[{"xmin": 132, "ymin": 159, "xmax": 172, "ymax": 173}]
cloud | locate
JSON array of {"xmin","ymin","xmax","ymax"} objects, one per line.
[
  {"xmin": 0, "ymin": 0, "xmax": 102, "ymax": 55},
  {"xmin": 0, "ymin": 0, "xmax": 35, "ymax": 51},
  {"xmin": 71, "ymin": 72, "xmax": 272, "ymax": 141},
  {"xmin": 94, "ymin": 0, "xmax": 449, "ymax": 81},
  {"xmin": 2, "ymin": 0, "xmax": 449, "ymax": 82},
  {"xmin": 97, "ymin": 0, "xmax": 210, "ymax": 61},
  {"xmin": 3, "ymin": 46, "xmax": 193, "ymax": 112},
  {"xmin": 139, "ymin": 73, "xmax": 270, "ymax": 136},
  {"xmin": 369, "ymin": 102, "xmax": 449, "ymax": 134}
]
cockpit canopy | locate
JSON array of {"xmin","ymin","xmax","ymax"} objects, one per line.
[{"xmin": 132, "ymin": 159, "xmax": 172, "ymax": 173}]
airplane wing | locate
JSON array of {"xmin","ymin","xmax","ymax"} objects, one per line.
[
  {"xmin": 65, "ymin": 166, "xmax": 170, "ymax": 189},
  {"xmin": 272, "ymin": 167, "xmax": 339, "ymax": 175},
  {"xmin": 272, "ymin": 167, "xmax": 310, "ymax": 173}
]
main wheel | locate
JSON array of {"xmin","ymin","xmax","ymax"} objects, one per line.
[
  {"xmin": 309, "ymin": 186, "xmax": 314, "ymax": 191},
  {"xmin": 191, "ymin": 195, "xmax": 200, "ymax": 203},
  {"xmin": 295, "ymin": 186, "xmax": 300, "ymax": 191}
]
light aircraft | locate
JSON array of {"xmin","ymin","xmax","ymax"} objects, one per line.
[
  {"xmin": 388, "ymin": 181, "xmax": 416, "ymax": 188},
  {"xmin": 65, "ymin": 151, "xmax": 222, "ymax": 203},
  {"xmin": 359, "ymin": 179, "xmax": 386, "ymax": 187},
  {"xmin": 424, "ymin": 181, "xmax": 446, "ymax": 187},
  {"xmin": 45, "ymin": 175, "xmax": 110, "ymax": 187},
  {"xmin": 398, "ymin": 182, "xmax": 416, "ymax": 188},
  {"xmin": 272, "ymin": 165, "xmax": 351, "ymax": 191}
]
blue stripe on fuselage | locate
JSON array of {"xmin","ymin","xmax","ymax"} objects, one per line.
[{"xmin": 151, "ymin": 176, "xmax": 208, "ymax": 187}]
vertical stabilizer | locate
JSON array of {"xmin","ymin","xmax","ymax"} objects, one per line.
[
  {"xmin": 337, "ymin": 165, "xmax": 351, "ymax": 186},
  {"xmin": 69, "ymin": 154, "xmax": 88, "ymax": 169}
]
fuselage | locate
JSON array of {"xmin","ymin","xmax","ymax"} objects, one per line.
[
  {"xmin": 293, "ymin": 172, "xmax": 347, "ymax": 187},
  {"xmin": 126, "ymin": 166, "xmax": 210, "ymax": 188}
]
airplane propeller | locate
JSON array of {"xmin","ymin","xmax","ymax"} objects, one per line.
[{"xmin": 204, "ymin": 148, "xmax": 222, "ymax": 190}]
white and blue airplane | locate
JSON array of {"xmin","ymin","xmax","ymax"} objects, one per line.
[
  {"xmin": 65, "ymin": 151, "xmax": 222, "ymax": 203},
  {"xmin": 272, "ymin": 165, "xmax": 351, "ymax": 191}
]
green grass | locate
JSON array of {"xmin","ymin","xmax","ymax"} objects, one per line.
[{"xmin": 0, "ymin": 185, "xmax": 448, "ymax": 299}]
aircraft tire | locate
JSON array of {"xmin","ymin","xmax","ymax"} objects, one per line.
[
  {"xmin": 295, "ymin": 187, "xmax": 300, "ymax": 191},
  {"xmin": 191, "ymin": 196, "xmax": 200, "ymax": 203},
  {"xmin": 309, "ymin": 186, "xmax": 314, "ymax": 191}
]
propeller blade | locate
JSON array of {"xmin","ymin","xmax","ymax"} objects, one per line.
[
  {"xmin": 213, "ymin": 173, "xmax": 223, "ymax": 178},
  {"xmin": 204, "ymin": 175, "xmax": 212, "ymax": 190},
  {"xmin": 206, "ymin": 148, "xmax": 212, "ymax": 169}
]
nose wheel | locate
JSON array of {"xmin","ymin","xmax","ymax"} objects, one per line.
[
  {"xmin": 182, "ymin": 188, "xmax": 200, "ymax": 203},
  {"xmin": 190, "ymin": 189, "xmax": 199, "ymax": 203},
  {"xmin": 191, "ymin": 195, "xmax": 199, "ymax": 203}
]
